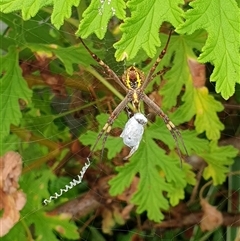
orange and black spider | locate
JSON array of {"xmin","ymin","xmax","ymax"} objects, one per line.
[{"xmin": 80, "ymin": 31, "xmax": 188, "ymax": 165}]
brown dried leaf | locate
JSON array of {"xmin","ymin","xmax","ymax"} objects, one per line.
[
  {"xmin": 117, "ymin": 177, "xmax": 139, "ymax": 202},
  {"xmin": 40, "ymin": 72, "xmax": 66, "ymax": 96},
  {"xmin": 0, "ymin": 152, "xmax": 26, "ymax": 237},
  {"xmin": 121, "ymin": 204, "xmax": 135, "ymax": 220},
  {"xmin": 0, "ymin": 190, "xmax": 26, "ymax": 237},
  {"xmin": 116, "ymin": 177, "xmax": 139, "ymax": 221},
  {"xmin": 0, "ymin": 151, "xmax": 22, "ymax": 193},
  {"xmin": 188, "ymin": 58, "xmax": 206, "ymax": 88},
  {"xmin": 200, "ymin": 198, "xmax": 223, "ymax": 231}
]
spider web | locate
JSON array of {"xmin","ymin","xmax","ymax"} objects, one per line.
[{"xmin": 1, "ymin": 11, "xmax": 240, "ymax": 241}]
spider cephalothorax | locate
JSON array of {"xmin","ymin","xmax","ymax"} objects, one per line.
[
  {"xmin": 80, "ymin": 31, "xmax": 187, "ymax": 164},
  {"xmin": 122, "ymin": 66, "xmax": 144, "ymax": 90},
  {"xmin": 122, "ymin": 67, "xmax": 145, "ymax": 111}
]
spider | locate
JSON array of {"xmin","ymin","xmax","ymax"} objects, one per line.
[{"xmin": 80, "ymin": 31, "xmax": 188, "ymax": 164}]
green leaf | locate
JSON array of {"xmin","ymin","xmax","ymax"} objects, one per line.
[
  {"xmin": 166, "ymin": 159, "xmax": 196, "ymax": 206},
  {"xmin": 0, "ymin": 134, "xmax": 20, "ymax": 156},
  {"xmin": 52, "ymin": 45, "xmax": 97, "ymax": 73},
  {"xmin": 108, "ymin": 120, "xmax": 196, "ymax": 222},
  {"xmin": 28, "ymin": 43, "xmax": 97, "ymax": 75},
  {"xmin": 114, "ymin": 0, "xmax": 184, "ymax": 61},
  {"xmin": 183, "ymin": 163, "xmax": 196, "ymax": 186},
  {"xmin": 200, "ymin": 141, "xmax": 238, "ymax": 185},
  {"xmin": 21, "ymin": 168, "xmax": 79, "ymax": 240},
  {"xmin": 79, "ymin": 113, "xmax": 126, "ymax": 159},
  {"xmin": 194, "ymin": 87, "xmax": 224, "ymax": 140},
  {"xmin": 76, "ymin": 100, "xmax": 234, "ymax": 222},
  {"xmin": 147, "ymin": 118, "xmax": 208, "ymax": 154},
  {"xmin": 178, "ymin": 130, "xmax": 209, "ymax": 154},
  {"xmin": 80, "ymin": 109, "xmax": 210, "ymax": 221},
  {"xmin": 51, "ymin": 0, "xmax": 80, "ymax": 29},
  {"xmin": 1, "ymin": 222, "xmax": 27, "ymax": 241},
  {"xmin": 168, "ymin": 187, "xmax": 184, "ymax": 206},
  {"xmin": 21, "ymin": 169, "xmax": 54, "ymax": 207},
  {"xmin": 0, "ymin": 46, "xmax": 32, "ymax": 142},
  {"xmin": 177, "ymin": 0, "xmax": 240, "ymax": 99},
  {"xmin": 109, "ymin": 140, "xmax": 172, "ymax": 222},
  {"xmin": 80, "ymin": 129, "xmax": 124, "ymax": 159},
  {"xmin": 0, "ymin": 0, "xmax": 52, "ymax": 19},
  {"xmin": 34, "ymin": 212, "xmax": 79, "ymax": 240},
  {"xmin": 159, "ymin": 30, "xmax": 206, "ymax": 109},
  {"xmin": 172, "ymin": 83, "xmax": 224, "ymax": 140},
  {"xmin": 77, "ymin": 0, "xmax": 126, "ymax": 39},
  {"xmin": 155, "ymin": 31, "xmax": 224, "ymax": 141},
  {"xmin": 49, "ymin": 176, "xmax": 80, "ymax": 199}
]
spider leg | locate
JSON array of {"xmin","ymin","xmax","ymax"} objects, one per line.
[
  {"xmin": 142, "ymin": 94, "xmax": 188, "ymax": 167},
  {"xmin": 167, "ymin": 121, "xmax": 189, "ymax": 158},
  {"xmin": 88, "ymin": 96, "xmax": 130, "ymax": 160},
  {"xmin": 141, "ymin": 30, "xmax": 173, "ymax": 90},
  {"xmin": 151, "ymin": 67, "xmax": 171, "ymax": 80},
  {"xmin": 80, "ymin": 39, "xmax": 128, "ymax": 92}
]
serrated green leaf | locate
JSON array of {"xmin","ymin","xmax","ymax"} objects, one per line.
[
  {"xmin": 109, "ymin": 140, "xmax": 171, "ymax": 222},
  {"xmin": 51, "ymin": 0, "xmax": 80, "ymax": 29},
  {"xmin": 147, "ymin": 118, "xmax": 178, "ymax": 150},
  {"xmin": 109, "ymin": 125, "xmax": 194, "ymax": 222},
  {"xmin": 160, "ymin": 159, "xmax": 194, "ymax": 206},
  {"xmin": 109, "ymin": 161, "xmax": 137, "ymax": 196},
  {"xmin": 200, "ymin": 141, "xmax": 238, "ymax": 185},
  {"xmin": 184, "ymin": 163, "xmax": 196, "ymax": 186},
  {"xmin": 34, "ymin": 212, "xmax": 79, "ymax": 240},
  {"xmin": 178, "ymin": 130, "xmax": 209, "ymax": 153},
  {"xmin": 170, "ymin": 83, "xmax": 196, "ymax": 125},
  {"xmin": 114, "ymin": 0, "xmax": 184, "ymax": 61},
  {"xmin": 1, "ymin": 222, "xmax": 27, "ymax": 241},
  {"xmin": 132, "ymin": 166, "xmax": 170, "ymax": 221},
  {"xmin": 28, "ymin": 43, "xmax": 97, "ymax": 75},
  {"xmin": 177, "ymin": 0, "xmax": 240, "ymax": 99},
  {"xmin": 0, "ymin": 46, "xmax": 32, "ymax": 143},
  {"xmin": 194, "ymin": 87, "xmax": 224, "ymax": 140},
  {"xmin": 51, "ymin": 44, "xmax": 98, "ymax": 74},
  {"xmin": 79, "ymin": 113, "xmax": 126, "ymax": 159},
  {"xmin": 80, "ymin": 110, "xmax": 197, "ymax": 222},
  {"xmin": 21, "ymin": 169, "xmax": 54, "ymax": 207},
  {"xmin": 168, "ymin": 187, "xmax": 184, "ymax": 206},
  {"xmin": 172, "ymin": 83, "xmax": 224, "ymax": 140},
  {"xmin": 160, "ymin": 31, "xmax": 206, "ymax": 109},
  {"xmin": 80, "ymin": 130, "xmax": 124, "ymax": 159},
  {"xmin": 0, "ymin": 134, "xmax": 20, "ymax": 156},
  {"xmin": 20, "ymin": 167, "xmax": 79, "ymax": 240},
  {"xmin": 77, "ymin": 0, "xmax": 126, "ymax": 39},
  {"xmin": 147, "ymin": 117, "xmax": 208, "ymax": 154},
  {"xmin": 0, "ymin": 0, "xmax": 52, "ymax": 19}
]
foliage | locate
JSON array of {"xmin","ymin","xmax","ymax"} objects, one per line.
[
  {"xmin": 0, "ymin": 0, "xmax": 239, "ymax": 240},
  {"xmin": 177, "ymin": 0, "xmax": 240, "ymax": 100}
]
